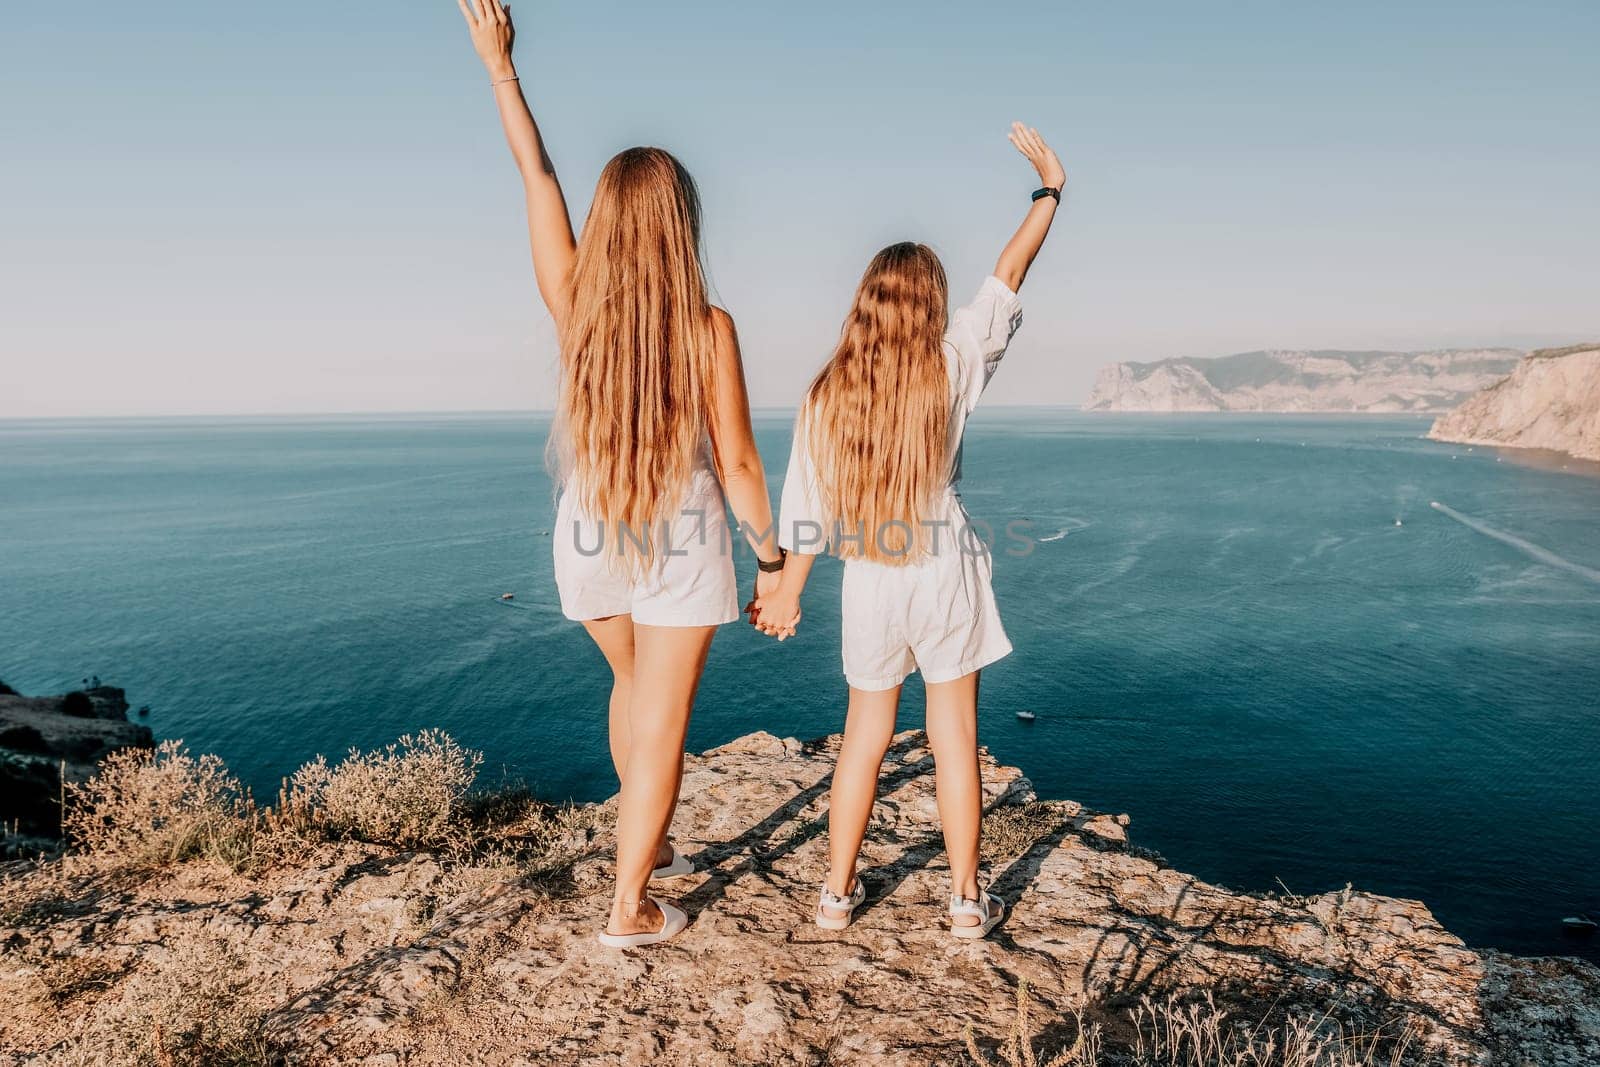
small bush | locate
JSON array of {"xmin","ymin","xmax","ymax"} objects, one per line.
[
  {"xmin": 62, "ymin": 741, "xmax": 255, "ymax": 873},
  {"xmin": 60, "ymin": 692, "xmax": 95, "ymax": 718},
  {"xmin": 284, "ymin": 729, "xmax": 483, "ymax": 850},
  {"xmin": 52, "ymin": 731, "xmax": 600, "ymax": 890}
]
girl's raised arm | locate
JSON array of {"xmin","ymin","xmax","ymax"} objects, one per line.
[
  {"xmin": 993, "ymin": 123, "xmax": 1066, "ymax": 294},
  {"xmin": 457, "ymin": 0, "xmax": 578, "ymax": 326}
]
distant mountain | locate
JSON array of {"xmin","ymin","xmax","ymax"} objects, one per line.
[
  {"xmin": 1428, "ymin": 344, "xmax": 1600, "ymax": 461},
  {"xmin": 1084, "ymin": 349, "xmax": 1523, "ymax": 413}
]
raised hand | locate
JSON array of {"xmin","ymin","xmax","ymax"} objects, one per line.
[
  {"xmin": 456, "ymin": 0, "xmax": 516, "ymax": 80},
  {"xmin": 994, "ymin": 123, "xmax": 1066, "ymax": 291},
  {"xmin": 1007, "ymin": 122, "xmax": 1066, "ymax": 191}
]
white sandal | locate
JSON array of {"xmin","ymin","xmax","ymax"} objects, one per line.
[
  {"xmin": 651, "ymin": 847, "xmax": 694, "ymax": 880},
  {"xmin": 949, "ymin": 890, "xmax": 1005, "ymax": 939},
  {"xmin": 815, "ymin": 877, "xmax": 867, "ymax": 930},
  {"xmin": 596, "ymin": 898, "xmax": 688, "ymax": 949}
]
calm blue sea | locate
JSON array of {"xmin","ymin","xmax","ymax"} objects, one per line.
[{"xmin": 2, "ymin": 412, "xmax": 1597, "ymax": 960}]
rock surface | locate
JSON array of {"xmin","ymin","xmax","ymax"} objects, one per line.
[
  {"xmin": 1085, "ymin": 349, "xmax": 1521, "ymax": 413},
  {"xmin": 1428, "ymin": 344, "xmax": 1600, "ymax": 461},
  {"xmin": 3, "ymin": 731, "xmax": 1597, "ymax": 1065},
  {"xmin": 0, "ymin": 683, "xmax": 152, "ymax": 843}
]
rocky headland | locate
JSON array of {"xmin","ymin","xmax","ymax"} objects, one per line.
[
  {"xmin": 2, "ymin": 729, "xmax": 1596, "ymax": 1065},
  {"xmin": 0, "ymin": 681, "xmax": 152, "ymax": 849},
  {"xmin": 1084, "ymin": 349, "xmax": 1522, "ymax": 414},
  {"xmin": 1427, "ymin": 344, "xmax": 1600, "ymax": 462}
]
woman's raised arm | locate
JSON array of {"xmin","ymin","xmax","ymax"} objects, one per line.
[
  {"xmin": 993, "ymin": 123, "xmax": 1066, "ymax": 294},
  {"xmin": 457, "ymin": 0, "xmax": 577, "ymax": 326}
]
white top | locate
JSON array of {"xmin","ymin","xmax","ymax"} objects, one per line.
[{"xmin": 779, "ymin": 275, "xmax": 1024, "ymax": 553}]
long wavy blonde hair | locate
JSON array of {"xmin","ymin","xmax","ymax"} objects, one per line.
[
  {"xmin": 802, "ymin": 242, "xmax": 952, "ymax": 563},
  {"xmin": 553, "ymin": 147, "xmax": 716, "ymax": 564}
]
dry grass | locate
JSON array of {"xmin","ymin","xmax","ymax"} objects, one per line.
[
  {"xmin": 43, "ymin": 935, "xmax": 275, "ymax": 1067},
  {"xmin": 1129, "ymin": 991, "xmax": 1419, "ymax": 1066},
  {"xmin": 31, "ymin": 952, "xmax": 126, "ymax": 1007},
  {"xmin": 403, "ymin": 790, "xmax": 614, "ymax": 936},
  {"xmin": 982, "ymin": 803, "xmax": 1070, "ymax": 864},
  {"xmin": 403, "ymin": 930, "xmax": 518, "ymax": 1035},
  {"xmin": 965, "ymin": 980, "xmax": 1104, "ymax": 1066},
  {"xmin": 966, "ymin": 986, "xmax": 1423, "ymax": 1067},
  {"xmin": 0, "ymin": 866, "xmax": 70, "ymax": 926}
]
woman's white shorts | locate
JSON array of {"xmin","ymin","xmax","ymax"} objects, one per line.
[
  {"xmin": 839, "ymin": 543, "xmax": 1012, "ymax": 691},
  {"xmin": 553, "ymin": 473, "xmax": 740, "ymax": 628}
]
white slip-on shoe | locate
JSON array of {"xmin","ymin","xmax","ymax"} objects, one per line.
[
  {"xmin": 815, "ymin": 877, "xmax": 867, "ymax": 931},
  {"xmin": 651, "ymin": 847, "xmax": 694, "ymax": 880},
  {"xmin": 949, "ymin": 890, "xmax": 1005, "ymax": 939},
  {"xmin": 596, "ymin": 899, "xmax": 688, "ymax": 949}
]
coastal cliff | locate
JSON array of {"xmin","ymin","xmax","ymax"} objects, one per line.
[
  {"xmin": 0, "ymin": 682, "xmax": 152, "ymax": 848},
  {"xmin": 1084, "ymin": 349, "xmax": 1521, "ymax": 413},
  {"xmin": 1427, "ymin": 344, "xmax": 1600, "ymax": 461},
  {"xmin": 2, "ymin": 730, "xmax": 1596, "ymax": 1065}
]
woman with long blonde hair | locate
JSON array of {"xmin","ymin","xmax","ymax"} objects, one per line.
[
  {"xmin": 755, "ymin": 126, "xmax": 1066, "ymax": 938},
  {"xmin": 458, "ymin": 0, "xmax": 784, "ymax": 947}
]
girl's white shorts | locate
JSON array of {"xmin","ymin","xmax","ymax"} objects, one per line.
[
  {"xmin": 839, "ymin": 544, "xmax": 1012, "ymax": 691},
  {"xmin": 553, "ymin": 473, "xmax": 740, "ymax": 628}
]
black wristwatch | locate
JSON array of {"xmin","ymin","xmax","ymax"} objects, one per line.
[
  {"xmin": 1031, "ymin": 186, "xmax": 1061, "ymax": 203},
  {"xmin": 757, "ymin": 548, "xmax": 787, "ymax": 573}
]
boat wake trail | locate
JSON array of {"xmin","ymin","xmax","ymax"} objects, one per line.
[
  {"xmin": 1430, "ymin": 501, "xmax": 1600, "ymax": 585},
  {"xmin": 1038, "ymin": 517, "xmax": 1093, "ymax": 544}
]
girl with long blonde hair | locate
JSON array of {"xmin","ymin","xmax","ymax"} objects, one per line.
[
  {"xmin": 755, "ymin": 125, "xmax": 1066, "ymax": 937},
  {"xmin": 458, "ymin": 0, "xmax": 784, "ymax": 947}
]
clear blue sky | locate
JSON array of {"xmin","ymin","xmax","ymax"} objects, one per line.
[{"xmin": 3, "ymin": 0, "xmax": 1596, "ymax": 416}]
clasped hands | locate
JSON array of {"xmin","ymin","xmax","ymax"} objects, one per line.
[{"xmin": 745, "ymin": 568, "xmax": 801, "ymax": 641}]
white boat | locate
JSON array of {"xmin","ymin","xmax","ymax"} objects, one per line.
[
  {"xmin": 1016, "ymin": 710, "xmax": 1036, "ymax": 722},
  {"xmin": 499, "ymin": 592, "xmax": 515, "ymax": 601},
  {"xmin": 1562, "ymin": 914, "xmax": 1597, "ymax": 932}
]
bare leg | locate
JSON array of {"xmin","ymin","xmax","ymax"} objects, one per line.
[
  {"xmin": 580, "ymin": 615, "xmax": 635, "ymax": 783},
  {"xmin": 606, "ymin": 622, "xmax": 716, "ymax": 936},
  {"xmin": 581, "ymin": 616, "xmax": 673, "ymax": 871},
  {"xmin": 925, "ymin": 670, "xmax": 983, "ymax": 925},
  {"xmin": 823, "ymin": 684, "xmax": 901, "ymax": 918}
]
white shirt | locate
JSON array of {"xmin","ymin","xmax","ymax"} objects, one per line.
[{"xmin": 779, "ymin": 275, "xmax": 1024, "ymax": 553}]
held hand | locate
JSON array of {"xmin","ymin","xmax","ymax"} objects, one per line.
[
  {"xmin": 456, "ymin": 0, "xmax": 516, "ymax": 79},
  {"xmin": 745, "ymin": 568, "xmax": 782, "ymax": 627},
  {"xmin": 754, "ymin": 591, "xmax": 802, "ymax": 641},
  {"xmin": 1008, "ymin": 122, "xmax": 1065, "ymax": 191}
]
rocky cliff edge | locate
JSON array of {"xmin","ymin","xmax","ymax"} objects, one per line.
[{"xmin": 2, "ymin": 731, "xmax": 1596, "ymax": 1065}]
